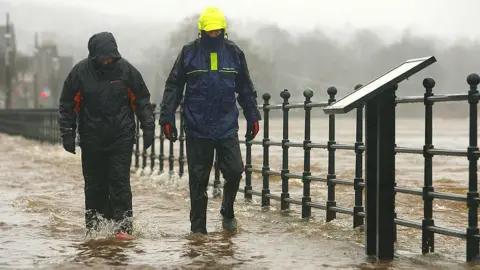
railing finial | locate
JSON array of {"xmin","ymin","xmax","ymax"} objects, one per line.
[
  {"xmin": 303, "ymin": 88, "xmax": 314, "ymax": 100},
  {"xmin": 262, "ymin": 93, "xmax": 271, "ymax": 102},
  {"xmin": 327, "ymin": 86, "xmax": 337, "ymax": 97},
  {"xmin": 422, "ymin": 78, "xmax": 436, "ymax": 90},
  {"xmin": 280, "ymin": 89, "xmax": 290, "ymax": 100},
  {"xmin": 467, "ymin": 73, "xmax": 480, "ymax": 87}
]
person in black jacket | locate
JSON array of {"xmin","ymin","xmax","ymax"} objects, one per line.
[
  {"xmin": 58, "ymin": 32, "xmax": 155, "ymax": 238},
  {"xmin": 159, "ymin": 7, "xmax": 261, "ymax": 234}
]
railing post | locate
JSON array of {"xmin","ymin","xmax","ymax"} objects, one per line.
[
  {"xmin": 353, "ymin": 84, "xmax": 365, "ymax": 228},
  {"xmin": 179, "ymin": 101, "xmax": 186, "ymax": 178},
  {"xmin": 261, "ymin": 93, "xmax": 271, "ymax": 208},
  {"xmin": 158, "ymin": 125, "xmax": 165, "ymax": 174},
  {"xmin": 302, "ymin": 89, "xmax": 313, "ymax": 219},
  {"xmin": 135, "ymin": 118, "xmax": 140, "ymax": 170},
  {"xmin": 168, "ymin": 109, "xmax": 178, "ymax": 178},
  {"xmin": 365, "ymin": 93, "xmax": 378, "ymax": 256},
  {"xmin": 142, "ymin": 124, "xmax": 148, "ymax": 171},
  {"xmin": 422, "ymin": 78, "xmax": 435, "ymax": 254},
  {"xmin": 48, "ymin": 113, "xmax": 53, "ymax": 143},
  {"xmin": 169, "ymin": 135, "xmax": 175, "ymax": 177},
  {"xmin": 280, "ymin": 89, "xmax": 291, "ymax": 211},
  {"xmin": 376, "ymin": 84, "xmax": 397, "ymax": 260},
  {"xmin": 326, "ymin": 86, "xmax": 337, "ymax": 221},
  {"xmin": 466, "ymin": 73, "xmax": 480, "ymax": 262},
  {"xmin": 150, "ymin": 103, "xmax": 157, "ymax": 173},
  {"xmin": 33, "ymin": 73, "xmax": 39, "ymax": 109},
  {"xmin": 244, "ymin": 127, "xmax": 253, "ymax": 200},
  {"xmin": 393, "ymin": 86, "xmax": 398, "ymax": 243}
]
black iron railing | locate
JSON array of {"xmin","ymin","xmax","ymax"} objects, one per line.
[
  {"xmin": 0, "ymin": 109, "xmax": 61, "ymax": 143},
  {"xmin": 126, "ymin": 73, "xmax": 479, "ymax": 261}
]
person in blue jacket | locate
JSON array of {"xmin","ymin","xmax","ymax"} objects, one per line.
[{"xmin": 159, "ymin": 7, "xmax": 261, "ymax": 234}]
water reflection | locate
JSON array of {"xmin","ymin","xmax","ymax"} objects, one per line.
[
  {"xmin": 182, "ymin": 231, "xmax": 244, "ymax": 268},
  {"xmin": 72, "ymin": 238, "xmax": 136, "ymax": 266}
]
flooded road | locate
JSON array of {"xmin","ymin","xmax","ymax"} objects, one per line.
[{"xmin": 0, "ymin": 115, "xmax": 479, "ymax": 269}]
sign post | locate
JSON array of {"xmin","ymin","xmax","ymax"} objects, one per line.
[{"xmin": 323, "ymin": 56, "xmax": 437, "ymax": 260}]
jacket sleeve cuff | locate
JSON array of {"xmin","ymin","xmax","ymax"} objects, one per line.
[
  {"xmin": 159, "ymin": 113, "xmax": 176, "ymax": 126},
  {"xmin": 245, "ymin": 110, "xmax": 262, "ymax": 123}
]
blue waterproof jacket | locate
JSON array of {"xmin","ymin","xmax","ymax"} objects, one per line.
[{"xmin": 159, "ymin": 37, "xmax": 261, "ymax": 139}]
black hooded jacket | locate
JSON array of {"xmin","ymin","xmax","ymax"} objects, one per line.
[{"xmin": 58, "ymin": 32, "xmax": 154, "ymax": 151}]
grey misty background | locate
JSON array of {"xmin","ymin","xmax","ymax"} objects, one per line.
[{"xmin": 1, "ymin": 0, "xmax": 480, "ymax": 117}]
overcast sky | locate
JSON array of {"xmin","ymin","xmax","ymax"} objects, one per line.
[{"xmin": 7, "ymin": 0, "xmax": 480, "ymax": 42}]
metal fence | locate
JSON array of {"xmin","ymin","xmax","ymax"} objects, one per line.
[
  {"xmin": 0, "ymin": 108, "xmax": 61, "ymax": 143},
  {"xmin": 0, "ymin": 74, "xmax": 479, "ymax": 262}
]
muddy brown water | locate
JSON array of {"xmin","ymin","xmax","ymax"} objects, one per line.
[{"xmin": 0, "ymin": 116, "xmax": 479, "ymax": 269}]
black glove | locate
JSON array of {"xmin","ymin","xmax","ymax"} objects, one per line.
[
  {"xmin": 245, "ymin": 121, "xmax": 260, "ymax": 141},
  {"xmin": 162, "ymin": 123, "xmax": 178, "ymax": 142},
  {"xmin": 61, "ymin": 132, "xmax": 76, "ymax": 154},
  {"xmin": 142, "ymin": 128, "xmax": 154, "ymax": 150}
]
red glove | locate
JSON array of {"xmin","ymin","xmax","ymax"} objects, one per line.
[
  {"xmin": 162, "ymin": 123, "xmax": 178, "ymax": 142},
  {"xmin": 245, "ymin": 121, "xmax": 259, "ymax": 141}
]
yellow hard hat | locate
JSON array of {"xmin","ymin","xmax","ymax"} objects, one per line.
[{"xmin": 198, "ymin": 7, "xmax": 227, "ymax": 32}]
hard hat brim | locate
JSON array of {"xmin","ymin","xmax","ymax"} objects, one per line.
[{"xmin": 202, "ymin": 24, "xmax": 225, "ymax": 32}]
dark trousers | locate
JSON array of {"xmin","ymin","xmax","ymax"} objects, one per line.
[
  {"xmin": 186, "ymin": 133, "xmax": 244, "ymax": 234},
  {"xmin": 81, "ymin": 144, "xmax": 133, "ymax": 234}
]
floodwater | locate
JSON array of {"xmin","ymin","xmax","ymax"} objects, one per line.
[{"xmin": 1, "ymin": 114, "xmax": 479, "ymax": 269}]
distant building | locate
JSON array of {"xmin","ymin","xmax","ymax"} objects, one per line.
[
  {"xmin": 33, "ymin": 32, "xmax": 73, "ymax": 108},
  {"xmin": 0, "ymin": 15, "xmax": 17, "ymax": 108}
]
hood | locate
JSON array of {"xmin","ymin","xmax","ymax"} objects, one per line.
[{"xmin": 87, "ymin": 32, "xmax": 121, "ymax": 61}]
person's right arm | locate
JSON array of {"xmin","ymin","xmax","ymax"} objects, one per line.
[
  {"xmin": 159, "ymin": 46, "xmax": 187, "ymax": 126},
  {"xmin": 58, "ymin": 65, "xmax": 81, "ymax": 136}
]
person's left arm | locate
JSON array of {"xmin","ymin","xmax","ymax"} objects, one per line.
[
  {"xmin": 234, "ymin": 48, "xmax": 262, "ymax": 123},
  {"xmin": 126, "ymin": 63, "xmax": 155, "ymax": 130}
]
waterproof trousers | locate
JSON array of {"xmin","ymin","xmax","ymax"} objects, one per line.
[
  {"xmin": 186, "ymin": 133, "xmax": 244, "ymax": 234},
  {"xmin": 81, "ymin": 144, "xmax": 134, "ymax": 234}
]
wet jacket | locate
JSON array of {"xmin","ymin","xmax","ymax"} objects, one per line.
[
  {"xmin": 159, "ymin": 37, "xmax": 261, "ymax": 140},
  {"xmin": 58, "ymin": 32, "xmax": 155, "ymax": 151}
]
